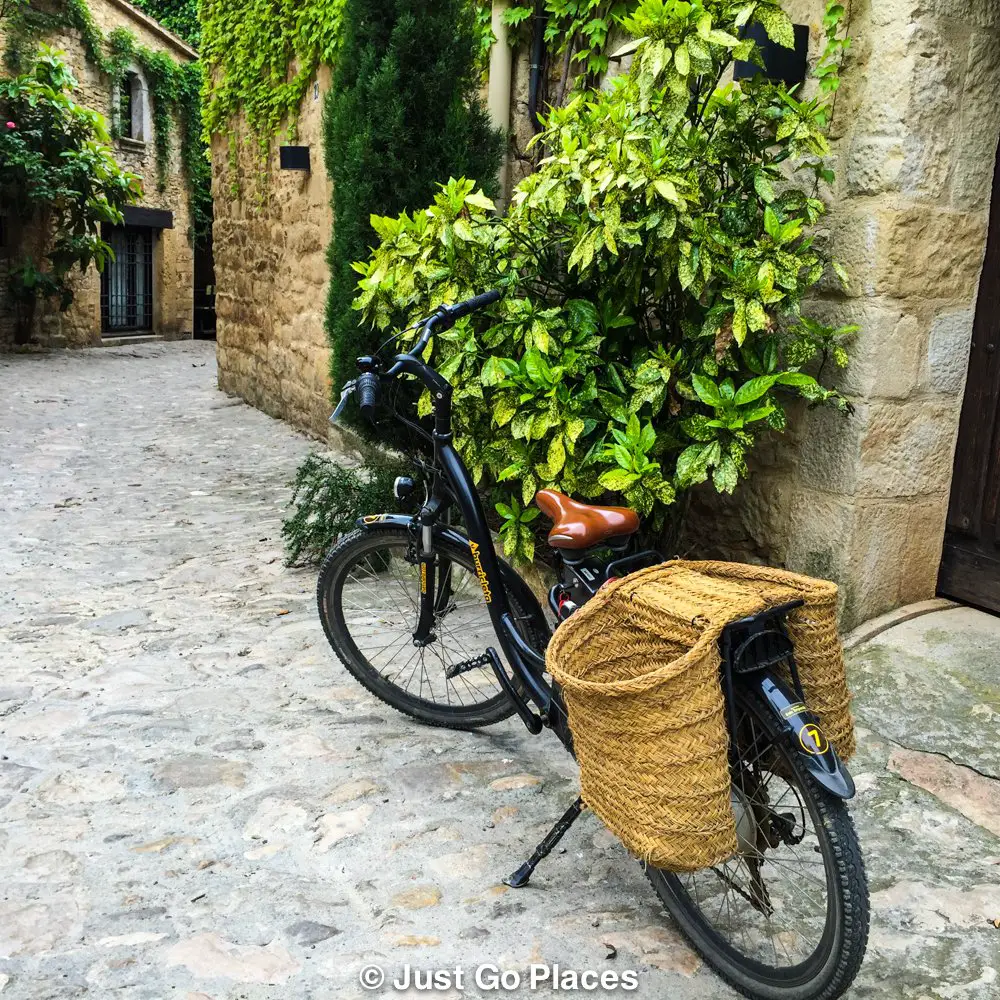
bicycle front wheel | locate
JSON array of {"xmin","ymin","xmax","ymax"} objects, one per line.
[
  {"xmin": 645, "ymin": 688, "xmax": 869, "ymax": 1000},
  {"xmin": 317, "ymin": 525, "xmax": 545, "ymax": 730}
]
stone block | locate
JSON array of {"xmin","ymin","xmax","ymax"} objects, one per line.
[
  {"xmin": 767, "ymin": 485, "xmax": 930, "ymax": 630},
  {"xmin": 845, "ymin": 136, "xmax": 905, "ymax": 197},
  {"xmin": 914, "ymin": 0, "xmax": 1000, "ymax": 30},
  {"xmin": 845, "ymin": 16, "xmax": 914, "ymax": 137},
  {"xmin": 822, "ymin": 207, "xmax": 879, "ymax": 299},
  {"xmin": 858, "ymin": 397, "xmax": 961, "ymax": 498},
  {"xmin": 870, "ymin": 0, "xmax": 921, "ymax": 29},
  {"xmin": 895, "ymin": 23, "xmax": 964, "ymax": 200},
  {"xmin": 681, "ymin": 470, "xmax": 792, "ymax": 567},
  {"xmin": 808, "ymin": 299, "xmax": 923, "ymax": 400},
  {"xmin": 846, "ymin": 498, "xmax": 913, "ymax": 621},
  {"xmin": 783, "ymin": 487, "xmax": 856, "ymax": 586},
  {"xmin": 789, "ymin": 402, "xmax": 866, "ymax": 495},
  {"xmin": 898, "ymin": 494, "xmax": 950, "ymax": 603},
  {"xmin": 923, "ymin": 306, "xmax": 975, "ymax": 394},
  {"xmin": 876, "ymin": 207, "xmax": 988, "ymax": 301},
  {"xmin": 952, "ymin": 30, "xmax": 1000, "ymax": 211}
]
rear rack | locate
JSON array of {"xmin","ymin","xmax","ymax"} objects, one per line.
[{"xmin": 720, "ymin": 599, "xmax": 805, "ymax": 675}]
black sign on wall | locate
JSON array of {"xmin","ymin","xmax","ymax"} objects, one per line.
[
  {"xmin": 122, "ymin": 206, "xmax": 174, "ymax": 230},
  {"xmin": 280, "ymin": 146, "xmax": 311, "ymax": 171}
]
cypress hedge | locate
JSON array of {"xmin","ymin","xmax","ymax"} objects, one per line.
[{"xmin": 323, "ymin": 0, "xmax": 504, "ymax": 411}]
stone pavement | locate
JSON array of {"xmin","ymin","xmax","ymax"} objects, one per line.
[{"xmin": 0, "ymin": 342, "xmax": 998, "ymax": 1000}]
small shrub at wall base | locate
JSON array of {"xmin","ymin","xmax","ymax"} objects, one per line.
[
  {"xmin": 354, "ymin": 0, "xmax": 857, "ymax": 565},
  {"xmin": 282, "ymin": 454, "xmax": 412, "ymax": 567}
]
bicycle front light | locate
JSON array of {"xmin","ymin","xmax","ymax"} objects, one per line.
[{"xmin": 394, "ymin": 477, "xmax": 416, "ymax": 501}]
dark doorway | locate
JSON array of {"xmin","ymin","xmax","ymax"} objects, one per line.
[
  {"xmin": 193, "ymin": 232, "xmax": 216, "ymax": 339},
  {"xmin": 938, "ymin": 146, "xmax": 1000, "ymax": 611},
  {"xmin": 101, "ymin": 225, "xmax": 154, "ymax": 334}
]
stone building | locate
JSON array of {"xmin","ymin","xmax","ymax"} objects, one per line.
[
  {"xmin": 0, "ymin": 0, "xmax": 198, "ymax": 348},
  {"xmin": 210, "ymin": 0, "xmax": 1000, "ymax": 630},
  {"xmin": 683, "ymin": 0, "xmax": 1000, "ymax": 628}
]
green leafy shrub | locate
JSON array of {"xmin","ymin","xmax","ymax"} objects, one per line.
[
  {"xmin": 0, "ymin": 46, "xmax": 141, "ymax": 343},
  {"xmin": 282, "ymin": 454, "xmax": 411, "ymax": 566},
  {"xmin": 324, "ymin": 0, "xmax": 505, "ymax": 402},
  {"xmin": 354, "ymin": 0, "xmax": 856, "ymax": 563},
  {"xmin": 129, "ymin": 0, "xmax": 200, "ymax": 47}
]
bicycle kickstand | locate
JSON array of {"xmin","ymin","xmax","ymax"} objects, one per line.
[{"xmin": 503, "ymin": 796, "xmax": 585, "ymax": 889}]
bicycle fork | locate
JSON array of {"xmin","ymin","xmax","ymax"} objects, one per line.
[{"xmin": 412, "ymin": 520, "xmax": 437, "ymax": 646}]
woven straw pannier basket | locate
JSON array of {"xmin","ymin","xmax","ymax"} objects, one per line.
[{"xmin": 546, "ymin": 559, "xmax": 855, "ymax": 872}]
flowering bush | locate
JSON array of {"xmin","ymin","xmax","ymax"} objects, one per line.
[
  {"xmin": 354, "ymin": 0, "xmax": 856, "ymax": 562},
  {"xmin": 0, "ymin": 46, "xmax": 140, "ymax": 342}
]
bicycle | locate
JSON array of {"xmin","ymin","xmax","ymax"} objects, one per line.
[{"xmin": 317, "ymin": 291, "xmax": 870, "ymax": 1000}]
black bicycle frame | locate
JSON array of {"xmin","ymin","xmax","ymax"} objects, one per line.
[
  {"xmin": 365, "ymin": 336, "xmax": 570, "ymax": 743},
  {"xmin": 351, "ymin": 306, "xmax": 853, "ymax": 793}
]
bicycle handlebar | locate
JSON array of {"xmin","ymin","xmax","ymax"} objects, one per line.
[
  {"xmin": 331, "ymin": 290, "xmax": 503, "ymax": 426},
  {"xmin": 400, "ymin": 289, "xmax": 502, "ymax": 368},
  {"xmin": 441, "ymin": 289, "xmax": 502, "ymax": 323},
  {"xmin": 356, "ymin": 371, "xmax": 380, "ymax": 419}
]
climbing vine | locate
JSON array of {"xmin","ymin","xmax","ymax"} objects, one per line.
[
  {"xmin": 199, "ymin": 0, "xmax": 345, "ymax": 164},
  {"xmin": 1, "ymin": 0, "xmax": 210, "ymax": 239},
  {"xmin": 130, "ymin": 0, "xmax": 199, "ymax": 48},
  {"xmin": 474, "ymin": 0, "xmax": 640, "ymax": 104}
]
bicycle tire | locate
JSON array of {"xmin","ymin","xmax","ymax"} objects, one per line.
[
  {"xmin": 317, "ymin": 525, "xmax": 546, "ymax": 730},
  {"xmin": 645, "ymin": 687, "xmax": 869, "ymax": 1000}
]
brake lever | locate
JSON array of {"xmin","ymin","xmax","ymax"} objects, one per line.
[{"xmin": 329, "ymin": 380, "xmax": 357, "ymax": 424}]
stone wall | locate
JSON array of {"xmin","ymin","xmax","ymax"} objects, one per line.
[
  {"xmin": 0, "ymin": 0, "xmax": 196, "ymax": 348},
  {"xmin": 212, "ymin": 67, "xmax": 333, "ymax": 439},
  {"xmin": 683, "ymin": 0, "xmax": 1000, "ymax": 629}
]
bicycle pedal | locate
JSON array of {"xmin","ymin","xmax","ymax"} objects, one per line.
[{"xmin": 445, "ymin": 651, "xmax": 493, "ymax": 678}]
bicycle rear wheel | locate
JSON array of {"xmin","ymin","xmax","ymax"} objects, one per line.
[
  {"xmin": 317, "ymin": 525, "xmax": 545, "ymax": 729},
  {"xmin": 645, "ymin": 688, "xmax": 869, "ymax": 1000}
]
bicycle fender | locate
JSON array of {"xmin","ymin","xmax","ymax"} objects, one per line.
[
  {"xmin": 747, "ymin": 671, "xmax": 856, "ymax": 800},
  {"xmin": 353, "ymin": 514, "xmax": 552, "ymax": 643}
]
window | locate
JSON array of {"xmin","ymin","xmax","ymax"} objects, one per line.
[
  {"xmin": 119, "ymin": 71, "xmax": 146, "ymax": 141},
  {"xmin": 101, "ymin": 226, "xmax": 154, "ymax": 334}
]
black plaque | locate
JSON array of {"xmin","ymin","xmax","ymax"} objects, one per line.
[{"xmin": 279, "ymin": 145, "xmax": 311, "ymax": 171}]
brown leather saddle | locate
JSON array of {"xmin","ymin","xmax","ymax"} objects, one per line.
[{"xmin": 535, "ymin": 489, "xmax": 640, "ymax": 550}]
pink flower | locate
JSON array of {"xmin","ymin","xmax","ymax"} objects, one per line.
[{"xmin": 5, "ymin": 122, "xmax": 14, "ymax": 129}]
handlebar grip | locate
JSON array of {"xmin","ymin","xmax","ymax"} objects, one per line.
[
  {"xmin": 357, "ymin": 372, "xmax": 380, "ymax": 420},
  {"xmin": 444, "ymin": 289, "xmax": 502, "ymax": 322}
]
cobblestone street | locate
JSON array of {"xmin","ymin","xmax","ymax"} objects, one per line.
[{"xmin": 1, "ymin": 343, "xmax": 999, "ymax": 1000}]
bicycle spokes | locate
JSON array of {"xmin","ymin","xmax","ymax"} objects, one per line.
[
  {"xmin": 338, "ymin": 543, "xmax": 505, "ymax": 707},
  {"xmin": 674, "ymin": 706, "xmax": 831, "ymax": 969}
]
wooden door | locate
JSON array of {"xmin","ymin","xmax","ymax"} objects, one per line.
[{"xmin": 938, "ymin": 146, "xmax": 1000, "ymax": 610}]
